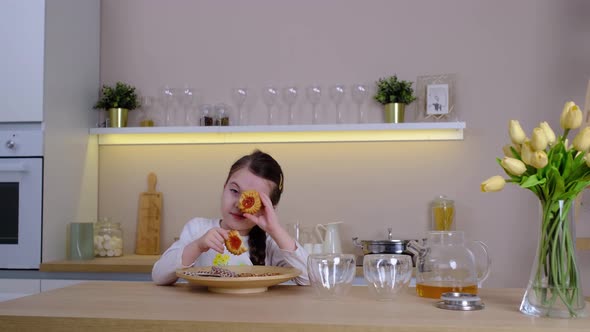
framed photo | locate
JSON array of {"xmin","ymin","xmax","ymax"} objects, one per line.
[
  {"xmin": 427, "ymin": 84, "xmax": 449, "ymax": 115},
  {"xmin": 415, "ymin": 74, "xmax": 456, "ymax": 122}
]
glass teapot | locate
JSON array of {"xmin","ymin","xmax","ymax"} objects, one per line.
[{"xmin": 408, "ymin": 231, "xmax": 491, "ymax": 299}]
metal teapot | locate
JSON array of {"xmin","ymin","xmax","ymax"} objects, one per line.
[{"xmin": 408, "ymin": 231, "xmax": 491, "ymax": 299}]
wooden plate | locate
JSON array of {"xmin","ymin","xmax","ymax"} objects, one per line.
[{"xmin": 176, "ymin": 266, "xmax": 301, "ymax": 294}]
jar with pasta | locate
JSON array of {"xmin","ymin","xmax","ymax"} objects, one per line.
[{"xmin": 431, "ymin": 195, "xmax": 455, "ymax": 231}]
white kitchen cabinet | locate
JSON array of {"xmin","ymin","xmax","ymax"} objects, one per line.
[{"xmin": 0, "ymin": 0, "xmax": 45, "ymax": 122}]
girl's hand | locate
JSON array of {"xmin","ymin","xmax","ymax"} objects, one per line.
[
  {"xmin": 243, "ymin": 192, "xmax": 280, "ymax": 234},
  {"xmin": 244, "ymin": 192, "xmax": 296, "ymax": 251},
  {"xmin": 194, "ymin": 227, "xmax": 229, "ymax": 254}
]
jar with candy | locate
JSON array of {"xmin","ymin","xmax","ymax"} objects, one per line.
[{"xmin": 94, "ymin": 218, "xmax": 124, "ymax": 257}]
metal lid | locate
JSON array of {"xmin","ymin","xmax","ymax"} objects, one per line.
[{"xmin": 435, "ymin": 292, "xmax": 485, "ymax": 311}]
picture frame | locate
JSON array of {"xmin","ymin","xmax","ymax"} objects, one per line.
[
  {"xmin": 427, "ymin": 84, "xmax": 449, "ymax": 115},
  {"xmin": 415, "ymin": 74, "xmax": 457, "ymax": 122}
]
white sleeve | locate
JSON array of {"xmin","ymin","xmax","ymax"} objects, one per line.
[
  {"xmin": 265, "ymin": 238, "xmax": 310, "ymax": 286},
  {"xmin": 151, "ymin": 218, "xmax": 210, "ymax": 285}
]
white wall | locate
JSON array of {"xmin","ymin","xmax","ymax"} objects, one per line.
[
  {"xmin": 43, "ymin": 0, "xmax": 100, "ymax": 262},
  {"xmin": 97, "ymin": 0, "xmax": 590, "ymax": 291}
]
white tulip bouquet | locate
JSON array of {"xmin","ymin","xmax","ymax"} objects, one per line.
[{"xmin": 481, "ymin": 101, "xmax": 588, "ymax": 318}]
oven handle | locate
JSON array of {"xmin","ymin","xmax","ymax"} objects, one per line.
[{"xmin": 0, "ymin": 163, "xmax": 27, "ymax": 172}]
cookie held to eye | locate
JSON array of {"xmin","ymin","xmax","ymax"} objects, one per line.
[
  {"xmin": 225, "ymin": 230, "xmax": 248, "ymax": 255},
  {"xmin": 238, "ymin": 190, "xmax": 262, "ymax": 214}
]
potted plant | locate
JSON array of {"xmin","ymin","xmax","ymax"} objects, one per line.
[
  {"xmin": 373, "ymin": 75, "xmax": 416, "ymax": 123},
  {"xmin": 93, "ymin": 81, "xmax": 141, "ymax": 128}
]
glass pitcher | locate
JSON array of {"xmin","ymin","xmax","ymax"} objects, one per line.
[{"xmin": 410, "ymin": 231, "xmax": 490, "ymax": 299}]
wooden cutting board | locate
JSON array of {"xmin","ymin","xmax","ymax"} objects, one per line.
[{"xmin": 135, "ymin": 172, "xmax": 162, "ymax": 255}]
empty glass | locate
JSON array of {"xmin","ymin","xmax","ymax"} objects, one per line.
[
  {"xmin": 307, "ymin": 253, "xmax": 356, "ymax": 299},
  {"xmin": 262, "ymin": 86, "xmax": 279, "ymax": 125},
  {"xmin": 306, "ymin": 85, "xmax": 322, "ymax": 124},
  {"xmin": 282, "ymin": 86, "xmax": 298, "ymax": 125},
  {"xmin": 351, "ymin": 84, "xmax": 369, "ymax": 123},
  {"xmin": 363, "ymin": 254, "xmax": 412, "ymax": 301},
  {"xmin": 329, "ymin": 85, "xmax": 346, "ymax": 124},
  {"xmin": 231, "ymin": 87, "xmax": 248, "ymax": 126}
]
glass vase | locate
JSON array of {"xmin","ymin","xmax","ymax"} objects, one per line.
[{"xmin": 520, "ymin": 198, "xmax": 587, "ymax": 318}]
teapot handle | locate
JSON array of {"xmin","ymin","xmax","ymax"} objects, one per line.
[
  {"xmin": 315, "ymin": 224, "xmax": 327, "ymax": 243},
  {"xmin": 470, "ymin": 240, "xmax": 491, "ymax": 284}
]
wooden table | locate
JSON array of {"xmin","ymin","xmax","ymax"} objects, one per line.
[
  {"xmin": 39, "ymin": 254, "xmax": 160, "ymax": 273},
  {"xmin": 0, "ymin": 282, "xmax": 587, "ymax": 331}
]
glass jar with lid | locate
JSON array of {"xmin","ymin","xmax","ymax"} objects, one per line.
[
  {"xmin": 199, "ymin": 104, "xmax": 214, "ymax": 126},
  {"xmin": 94, "ymin": 218, "xmax": 124, "ymax": 257},
  {"xmin": 431, "ymin": 195, "xmax": 455, "ymax": 231},
  {"xmin": 214, "ymin": 103, "xmax": 231, "ymax": 126}
]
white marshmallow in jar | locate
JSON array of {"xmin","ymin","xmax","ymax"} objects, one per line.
[{"xmin": 94, "ymin": 218, "xmax": 124, "ymax": 257}]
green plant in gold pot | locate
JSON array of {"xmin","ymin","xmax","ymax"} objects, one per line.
[
  {"xmin": 373, "ymin": 75, "xmax": 416, "ymax": 123},
  {"xmin": 93, "ymin": 81, "xmax": 140, "ymax": 128}
]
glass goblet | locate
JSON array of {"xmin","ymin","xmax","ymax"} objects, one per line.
[
  {"xmin": 351, "ymin": 84, "xmax": 369, "ymax": 123},
  {"xmin": 262, "ymin": 86, "xmax": 279, "ymax": 125},
  {"xmin": 329, "ymin": 85, "xmax": 346, "ymax": 124},
  {"xmin": 282, "ymin": 86, "xmax": 298, "ymax": 125},
  {"xmin": 306, "ymin": 85, "xmax": 322, "ymax": 124},
  {"xmin": 231, "ymin": 87, "xmax": 248, "ymax": 126}
]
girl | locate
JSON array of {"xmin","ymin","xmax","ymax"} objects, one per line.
[{"xmin": 152, "ymin": 150, "xmax": 309, "ymax": 285}]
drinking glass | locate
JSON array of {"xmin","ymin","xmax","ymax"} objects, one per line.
[
  {"xmin": 231, "ymin": 87, "xmax": 248, "ymax": 126},
  {"xmin": 363, "ymin": 254, "xmax": 412, "ymax": 301},
  {"xmin": 262, "ymin": 86, "xmax": 279, "ymax": 125},
  {"xmin": 282, "ymin": 86, "xmax": 298, "ymax": 125},
  {"xmin": 306, "ymin": 85, "xmax": 322, "ymax": 124},
  {"xmin": 351, "ymin": 84, "xmax": 369, "ymax": 123},
  {"xmin": 329, "ymin": 85, "xmax": 346, "ymax": 124},
  {"xmin": 307, "ymin": 253, "xmax": 356, "ymax": 300}
]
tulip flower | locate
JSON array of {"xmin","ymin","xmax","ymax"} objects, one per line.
[
  {"xmin": 531, "ymin": 127, "xmax": 548, "ymax": 151},
  {"xmin": 509, "ymin": 120, "xmax": 526, "ymax": 145},
  {"xmin": 521, "ymin": 141, "xmax": 533, "ymax": 165},
  {"xmin": 530, "ymin": 151, "xmax": 548, "ymax": 169},
  {"xmin": 560, "ymin": 101, "xmax": 582, "ymax": 130},
  {"xmin": 502, "ymin": 144, "xmax": 521, "ymax": 157},
  {"xmin": 572, "ymin": 127, "xmax": 590, "ymax": 152},
  {"xmin": 501, "ymin": 157, "xmax": 527, "ymax": 176},
  {"xmin": 481, "ymin": 176, "xmax": 505, "ymax": 192},
  {"xmin": 539, "ymin": 122, "xmax": 556, "ymax": 145}
]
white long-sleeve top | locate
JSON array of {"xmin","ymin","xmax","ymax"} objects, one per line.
[{"xmin": 152, "ymin": 217, "xmax": 309, "ymax": 286}]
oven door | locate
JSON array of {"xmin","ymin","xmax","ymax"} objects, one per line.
[{"xmin": 0, "ymin": 158, "xmax": 42, "ymax": 268}]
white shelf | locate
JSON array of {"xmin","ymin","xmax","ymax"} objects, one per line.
[{"xmin": 89, "ymin": 122, "xmax": 466, "ymax": 145}]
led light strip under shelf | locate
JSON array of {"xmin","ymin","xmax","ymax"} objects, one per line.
[{"xmin": 89, "ymin": 122, "xmax": 466, "ymax": 145}]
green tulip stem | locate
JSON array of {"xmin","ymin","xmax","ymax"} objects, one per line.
[{"xmin": 537, "ymin": 198, "xmax": 579, "ymax": 316}]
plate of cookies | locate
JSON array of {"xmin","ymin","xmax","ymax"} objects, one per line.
[{"xmin": 177, "ymin": 265, "xmax": 301, "ymax": 294}]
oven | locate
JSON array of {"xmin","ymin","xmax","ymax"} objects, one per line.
[{"xmin": 0, "ymin": 127, "xmax": 43, "ymax": 269}]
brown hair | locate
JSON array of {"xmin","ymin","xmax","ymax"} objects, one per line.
[{"xmin": 225, "ymin": 150, "xmax": 284, "ymax": 265}]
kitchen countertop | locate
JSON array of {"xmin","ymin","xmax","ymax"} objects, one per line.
[
  {"xmin": 39, "ymin": 255, "xmax": 369, "ymax": 277},
  {"xmin": 39, "ymin": 254, "xmax": 160, "ymax": 273},
  {"xmin": 0, "ymin": 281, "xmax": 587, "ymax": 331}
]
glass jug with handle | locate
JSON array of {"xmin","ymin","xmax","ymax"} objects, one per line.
[{"xmin": 409, "ymin": 231, "xmax": 491, "ymax": 299}]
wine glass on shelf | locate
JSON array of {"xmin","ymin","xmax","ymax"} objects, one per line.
[
  {"xmin": 282, "ymin": 86, "xmax": 298, "ymax": 125},
  {"xmin": 306, "ymin": 85, "xmax": 322, "ymax": 124},
  {"xmin": 329, "ymin": 85, "xmax": 346, "ymax": 124},
  {"xmin": 351, "ymin": 84, "xmax": 369, "ymax": 123},
  {"xmin": 262, "ymin": 86, "xmax": 279, "ymax": 125},
  {"xmin": 180, "ymin": 86, "xmax": 195, "ymax": 126},
  {"xmin": 160, "ymin": 86, "xmax": 176, "ymax": 126},
  {"xmin": 231, "ymin": 87, "xmax": 248, "ymax": 126}
]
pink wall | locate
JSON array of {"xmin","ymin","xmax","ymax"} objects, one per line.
[{"xmin": 97, "ymin": 0, "xmax": 590, "ymax": 290}]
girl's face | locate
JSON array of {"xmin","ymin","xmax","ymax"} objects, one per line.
[{"xmin": 220, "ymin": 167, "xmax": 274, "ymax": 233}]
